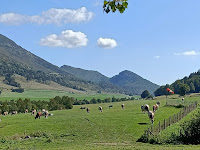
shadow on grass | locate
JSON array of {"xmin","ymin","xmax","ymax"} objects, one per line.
[{"xmin": 138, "ymin": 123, "xmax": 148, "ymax": 125}]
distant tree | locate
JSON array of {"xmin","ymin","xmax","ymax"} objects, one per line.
[
  {"xmin": 141, "ymin": 90, "xmax": 150, "ymax": 99},
  {"xmin": 189, "ymin": 82, "xmax": 195, "ymax": 93},
  {"xmin": 179, "ymin": 84, "xmax": 190, "ymax": 96},
  {"xmin": 103, "ymin": 0, "xmax": 128, "ymax": 13}
]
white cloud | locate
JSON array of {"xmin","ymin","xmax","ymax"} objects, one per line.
[
  {"xmin": 154, "ymin": 56, "xmax": 160, "ymax": 59},
  {"xmin": 174, "ymin": 50, "xmax": 200, "ymax": 56},
  {"xmin": 97, "ymin": 37, "xmax": 117, "ymax": 49},
  {"xmin": 0, "ymin": 7, "xmax": 94, "ymax": 25},
  {"xmin": 40, "ymin": 30, "xmax": 88, "ymax": 48}
]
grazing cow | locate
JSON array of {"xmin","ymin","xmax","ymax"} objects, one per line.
[
  {"xmin": 35, "ymin": 112, "xmax": 42, "ymax": 119},
  {"xmin": 86, "ymin": 108, "xmax": 90, "ymax": 113},
  {"xmin": 156, "ymin": 101, "xmax": 161, "ymax": 106},
  {"xmin": 99, "ymin": 106, "xmax": 103, "ymax": 112},
  {"xmin": 25, "ymin": 109, "xmax": 28, "ymax": 113},
  {"xmin": 3, "ymin": 111, "xmax": 8, "ymax": 116},
  {"xmin": 44, "ymin": 110, "xmax": 49, "ymax": 118},
  {"xmin": 121, "ymin": 104, "xmax": 125, "ymax": 109},
  {"xmin": 153, "ymin": 104, "xmax": 159, "ymax": 112},
  {"xmin": 32, "ymin": 109, "xmax": 36, "ymax": 115},
  {"xmin": 148, "ymin": 111, "xmax": 155, "ymax": 124},
  {"xmin": 11, "ymin": 111, "xmax": 17, "ymax": 115},
  {"xmin": 80, "ymin": 106, "xmax": 86, "ymax": 109},
  {"xmin": 141, "ymin": 104, "xmax": 149, "ymax": 113},
  {"xmin": 182, "ymin": 98, "xmax": 184, "ymax": 101},
  {"xmin": 109, "ymin": 105, "xmax": 113, "ymax": 108}
]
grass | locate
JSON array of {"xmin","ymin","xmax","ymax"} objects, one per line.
[
  {"xmin": 1, "ymin": 95, "xmax": 200, "ymax": 149},
  {"xmin": 0, "ymin": 89, "xmax": 132, "ymax": 101}
]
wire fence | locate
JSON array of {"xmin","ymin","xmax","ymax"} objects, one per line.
[{"xmin": 145, "ymin": 102, "xmax": 197, "ymax": 137}]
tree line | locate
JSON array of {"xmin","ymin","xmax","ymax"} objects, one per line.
[
  {"xmin": 0, "ymin": 96, "xmax": 74, "ymax": 114},
  {"xmin": 154, "ymin": 70, "xmax": 200, "ymax": 96}
]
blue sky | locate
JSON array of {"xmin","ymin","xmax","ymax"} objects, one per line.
[{"xmin": 1, "ymin": 0, "xmax": 200, "ymax": 85}]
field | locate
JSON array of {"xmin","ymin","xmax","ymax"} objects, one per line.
[
  {"xmin": 0, "ymin": 95, "xmax": 200, "ymax": 149},
  {"xmin": 0, "ymin": 89, "xmax": 132, "ymax": 101}
]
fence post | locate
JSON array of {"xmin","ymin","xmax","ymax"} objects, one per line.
[
  {"xmin": 169, "ymin": 116, "xmax": 171, "ymax": 126},
  {"xmin": 180, "ymin": 110, "xmax": 182, "ymax": 119},
  {"xmin": 147, "ymin": 128, "xmax": 150, "ymax": 136},
  {"xmin": 164, "ymin": 119, "xmax": 166, "ymax": 129},
  {"xmin": 159, "ymin": 121, "xmax": 161, "ymax": 132},
  {"xmin": 177, "ymin": 113, "xmax": 180, "ymax": 121}
]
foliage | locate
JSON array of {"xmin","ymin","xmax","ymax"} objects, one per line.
[
  {"xmin": 0, "ymin": 96, "xmax": 74, "ymax": 114},
  {"xmin": 141, "ymin": 90, "xmax": 150, "ymax": 98},
  {"xmin": 154, "ymin": 70, "xmax": 200, "ymax": 96},
  {"xmin": 103, "ymin": 0, "xmax": 128, "ymax": 13}
]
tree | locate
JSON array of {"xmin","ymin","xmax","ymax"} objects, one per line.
[
  {"xmin": 179, "ymin": 84, "xmax": 190, "ymax": 96},
  {"xmin": 141, "ymin": 90, "xmax": 150, "ymax": 99},
  {"xmin": 103, "ymin": 0, "xmax": 128, "ymax": 13}
]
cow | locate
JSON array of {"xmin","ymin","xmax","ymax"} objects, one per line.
[
  {"xmin": 25, "ymin": 109, "xmax": 28, "ymax": 113},
  {"xmin": 32, "ymin": 109, "xmax": 36, "ymax": 115},
  {"xmin": 153, "ymin": 104, "xmax": 159, "ymax": 112},
  {"xmin": 109, "ymin": 105, "xmax": 113, "ymax": 108},
  {"xmin": 148, "ymin": 111, "xmax": 155, "ymax": 124},
  {"xmin": 99, "ymin": 106, "xmax": 103, "ymax": 112},
  {"xmin": 3, "ymin": 111, "xmax": 8, "ymax": 116},
  {"xmin": 141, "ymin": 104, "xmax": 149, "ymax": 113},
  {"xmin": 80, "ymin": 107, "xmax": 86, "ymax": 109},
  {"xmin": 35, "ymin": 112, "xmax": 42, "ymax": 119},
  {"xmin": 11, "ymin": 111, "xmax": 17, "ymax": 115},
  {"xmin": 156, "ymin": 101, "xmax": 161, "ymax": 106},
  {"xmin": 182, "ymin": 98, "xmax": 184, "ymax": 101},
  {"xmin": 44, "ymin": 110, "xmax": 49, "ymax": 118},
  {"xmin": 86, "ymin": 108, "xmax": 90, "ymax": 113},
  {"xmin": 42, "ymin": 109, "xmax": 46, "ymax": 113},
  {"xmin": 121, "ymin": 104, "xmax": 125, "ymax": 109}
]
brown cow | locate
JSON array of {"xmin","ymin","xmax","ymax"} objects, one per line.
[
  {"xmin": 35, "ymin": 112, "xmax": 42, "ymax": 119},
  {"xmin": 153, "ymin": 104, "xmax": 159, "ymax": 112}
]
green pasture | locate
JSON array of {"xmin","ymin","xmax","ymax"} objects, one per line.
[
  {"xmin": 0, "ymin": 96, "xmax": 200, "ymax": 149},
  {"xmin": 0, "ymin": 89, "xmax": 132, "ymax": 101}
]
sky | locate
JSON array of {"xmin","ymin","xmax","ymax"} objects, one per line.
[{"xmin": 1, "ymin": 0, "xmax": 200, "ymax": 86}]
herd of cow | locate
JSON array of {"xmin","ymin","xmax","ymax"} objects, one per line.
[
  {"xmin": 2, "ymin": 109, "xmax": 52, "ymax": 119},
  {"xmin": 80, "ymin": 102, "xmax": 160, "ymax": 124},
  {"xmin": 141, "ymin": 101, "xmax": 160, "ymax": 124}
]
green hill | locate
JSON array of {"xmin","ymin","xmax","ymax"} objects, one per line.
[{"xmin": 110, "ymin": 70, "xmax": 159, "ymax": 95}]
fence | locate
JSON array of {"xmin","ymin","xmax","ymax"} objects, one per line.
[{"xmin": 145, "ymin": 102, "xmax": 198, "ymax": 136}]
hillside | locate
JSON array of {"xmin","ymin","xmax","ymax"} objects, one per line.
[
  {"xmin": 154, "ymin": 70, "xmax": 200, "ymax": 96},
  {"xmin": 60, "ymin": 65, "xmax": 109, "ymax": 83},
  {"xmin": 110, "ymin": 70, "xmax": 159, "ymax": 95},
  {"xmin": 0, "ymin": 34, "xmax": 159, "ymax": 95}
]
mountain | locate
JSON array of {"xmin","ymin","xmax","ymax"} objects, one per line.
[
  {"xmin": 60, "ymin": 65, "xmax": 109, "ymax": 83},
  {"xmin": 60, "ymin": 65, "xmax": 159, "ymax": 95},
  {"xmin": 0, "ymin": 34, "xmax": 159, "ymax": 95},
  {"xmin": 110, "ymin": 70, "xmax": 159, "ymax": 95}
]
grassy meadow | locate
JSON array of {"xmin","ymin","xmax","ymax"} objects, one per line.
[
  {"xmin": 0, "ymin": 95, "xmax": 200, "ymax": 149},
  {"xmin": 0, "ymin": 89, "xmax": 132, "ymax": 101}
]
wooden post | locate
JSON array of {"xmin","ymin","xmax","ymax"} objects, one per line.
[
  {"xmin": 169, "ymin": 116, "xmax": 171, "ymax": 126},
  {"xmin": 178, "ymin": 113, "xmax": 179, "ymax": 121},
  {"xmin": 164, "ymin": 119, "xmax": 166, "ymax": 129},
  {"xmin": 159, "ymin": 121, "xmax": 161, "ymax": 132},
  {"xmin": 180, "ymin": 110, "xmax": 182, "ymax": 119}
]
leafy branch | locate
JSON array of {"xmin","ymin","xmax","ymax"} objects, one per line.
[{"xmin": 103, "ymin": 0, "xmax": 128, "ymax": 13}]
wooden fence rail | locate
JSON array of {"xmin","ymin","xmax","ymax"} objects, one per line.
[{"xmin": 146, "ymin": 102, "xmax": 197, "ymax": 136}]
